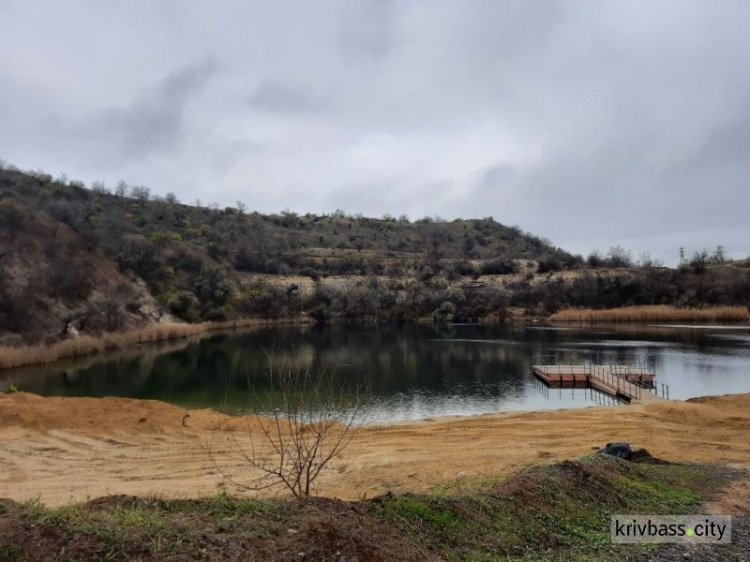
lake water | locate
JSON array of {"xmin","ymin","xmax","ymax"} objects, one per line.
[{"xmin": 4, "ymin": 323, "xmax": 750, "ymax": 424}]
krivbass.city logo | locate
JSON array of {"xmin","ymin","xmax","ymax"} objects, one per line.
[{"xmin": 611, "ymin": 515, "xmax": 731, "ymax": 544}]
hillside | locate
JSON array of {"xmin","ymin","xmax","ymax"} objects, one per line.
[
  {"xmin": 0, "ymin": 169, "xmax": 572, "ymax": 265},
  {"xmin": 0, "ymin": 167, "xmax": 575, "ymax": 343},
  {"xmin": 1, "ymin": 165, "xmax": 748, "ymax": 346}
]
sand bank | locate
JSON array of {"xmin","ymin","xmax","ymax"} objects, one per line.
[{"xmin": 1, "ymin": 392, "xmax": 749, "ymax": 505}]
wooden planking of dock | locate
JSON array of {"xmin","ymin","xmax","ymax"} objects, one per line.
[{"xmin": 532, "ymin": 364, "xmax": 667, "ymax": 404}]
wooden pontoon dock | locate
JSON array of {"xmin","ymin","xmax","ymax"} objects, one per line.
[{"xmin": 532, "ymin": 364, "xmax": 668, "ymax": 404}]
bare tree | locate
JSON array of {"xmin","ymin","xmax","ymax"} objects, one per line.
[
  {"xmin": 690, "ymin": 249, "xmax": 710, "ymax": 273},
  {"xmin": 638, "ymin": 252, "xmax": 664, "ymax": 269},
  {"xmin": 114, "ymin": 180, "xmax": 128, "ymax": 197},
  {"xmin": 91, "ymin": 180, "xmax": 110, "ymax": 194},
  {"xmin": 639, "ymin": 252, "xmax": 666, "ymax": 304},
  {"xmin": 165, "ymin": 192, "xmax": 179, "ymax": 204},
  {"xmin": 606, "ymin": 245, "xmax": 634, "ymax": 268},
  {"xmin": 236, "ymin": 201, "xmax": 247, "ymax": 215},
  {"xmin": 130, "ymin": 186, "xmax": 151, "ymax": 203},
  {"xmin": 211, "ymin": 359, "xmax": 368, "ymax": 497}
]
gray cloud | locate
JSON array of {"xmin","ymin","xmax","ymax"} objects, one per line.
[
  {"xmin": 248, "ymin": 80, "xmax": 327, "ymax": 113},
  {"xmin": 1, "ymin": 0, "xmax": 749, "ymax": 263},
  {"xmin": 477, "ymin": 165, "xmax": 514, "ymax": 192},
  {"xmin": 82, "ymin": 59, "xmax": 218, "ymax": 160},
  {"xmin": 338, "ymin": 0, "xmax": 396, "ymax": 61}
]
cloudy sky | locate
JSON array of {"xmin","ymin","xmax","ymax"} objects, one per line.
[{"xmin": 1, "ymin": 1, "xmax": 749, "ymax": 263}]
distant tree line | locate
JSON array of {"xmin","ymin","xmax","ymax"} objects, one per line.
[{"xmin": 1, "ymin": 162, "xmax": 748, "ymax": 342}]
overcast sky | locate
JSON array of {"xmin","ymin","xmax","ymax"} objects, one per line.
[{"xmin": 1, "ymin": 1, "xmax": 749, "ymax": 264}]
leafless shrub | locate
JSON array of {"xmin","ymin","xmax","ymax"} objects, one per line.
[
  {"xmin": 91, "ymin": 180, "xmax": 110, "ymax": 194},
  {"xmin": 130, "ymin": 185, "xmax": 151, "ymax": 203},
  {"xmin": 0, "ymin": 200, "xmax": 26, "ymax": 241},
  {"xmin": 211, "ymin": 359, "xmax": 369, "ymax": 497},
  {"xmin": 114, "ymin": 180, "xmax": 128, "ymax": 197}
]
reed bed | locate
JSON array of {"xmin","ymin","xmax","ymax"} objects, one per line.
[
  {"xmin": 549, "ymin": 305, "xmax": 750, "ymax": 324},
  {"xmin": 0, "ymin": 318, "xmax": 304, "ymax": 371}
]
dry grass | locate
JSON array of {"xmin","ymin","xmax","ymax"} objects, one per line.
[
  {"xmin": 0, "ymin": 318, "xmax": 306, "ymax": 371},
  {"xmin": 549, "ymin": 305, "xmax": 750, "ymax": 324}
]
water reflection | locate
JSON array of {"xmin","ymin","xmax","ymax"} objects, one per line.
[{"xmin": 3, "ymin": 323, "xmax": 750, "ymax": 422}]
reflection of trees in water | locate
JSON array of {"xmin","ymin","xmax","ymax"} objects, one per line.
[
  {"xmin": 0, "ymin": 337, "xmax": 196, "ymax": 391},
  {"xmin": 15, "ymin": 324, "xmax": 748, "ymax": 413},
  {"xmin": 244, "ymin": 325, "xmax": 534, "ymax": 398},
  {"xmin": 22, "ymin": 326, "xmax": 537, "ymax": 403}
]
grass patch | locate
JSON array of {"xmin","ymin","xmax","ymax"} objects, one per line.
[
  {"xmin": 0, "ymin": 545, "xmax": 23, "ymax": 561},
  {"xmin": 0, "ymin": 457, "xmax": 738, "ymax": 561},
  {"xmin": 159, "ymin": 491, "xmax": 274, "ymax": 519},
  {"xmin": 368, "ymin": 456, "xmax": 729, "ymax": 560},
  {"xmin": 381, "ymin": 496, "xmax": 459, "ymax": 528}
]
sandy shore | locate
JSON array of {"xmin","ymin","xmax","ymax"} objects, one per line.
[{"xmin": 1, "ymin": 392, "xmax": 750, "ymax": 506}]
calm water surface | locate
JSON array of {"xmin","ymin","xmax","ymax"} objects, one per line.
[{"xmin": 4, "ymin": 324, "xmax": 750, "ymax": 423}]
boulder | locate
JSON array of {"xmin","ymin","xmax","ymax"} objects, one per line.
[{"xmin": 598, "ymin": 442, "xmax": 632, "ymax": 459}]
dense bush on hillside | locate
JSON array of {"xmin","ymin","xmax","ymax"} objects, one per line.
[
  {"xmin": 0, "ymin": 165, "xmax": 748, "ymax": 342},
  {"xmin": 507, "ymin": 268, "xmax": 750, "ymax": 314},
  {"xmin": 0, "ymin": 167, "xmax": 574, "ymax": 270},
  {"xmin": 0, "ymin": 167, "xmax": 572, "ymax": 331}
]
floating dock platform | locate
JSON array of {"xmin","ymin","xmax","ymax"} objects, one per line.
[{"xmin": 532, "ymin": 364, "xmax": 668, "ymax": 404}]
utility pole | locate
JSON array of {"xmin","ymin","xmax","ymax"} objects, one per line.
[{"xmin": 679, "ymin": 247, "xmax": 685, "ymax": 264}]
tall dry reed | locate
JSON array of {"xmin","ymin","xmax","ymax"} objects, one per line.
[
  {"xmin": 0, "ymin": 318, "xmax": 305, "ymax": 371},
  {"xmin": 549, "ymin": 305, "xmax": 750, "ymax": 324}
]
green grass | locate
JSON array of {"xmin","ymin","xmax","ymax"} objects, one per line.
[
  {"xmin": 154, "ymin": 491, "xmax": 275, "ymax": 519},
  {"xmin": 0, "ymin": 457, "xmax": 737, "ymax": 561},
  {"xmin": 368, "ymin": 457, "xmax": 726, "ymax": 561},
  {"xmin": 382, "ymin": 496, "xmax": 459, "ymax": 528},
  {"xmin": 0, "ymin": 545, "xmax": 23, "ymax": 561}
]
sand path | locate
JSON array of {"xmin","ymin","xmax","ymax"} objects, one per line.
[{"xmin": 1, "ymin": 392, "xmax": 750, "ymax": 505}]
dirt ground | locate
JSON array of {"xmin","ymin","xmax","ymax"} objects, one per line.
[{"xmin": 1, "ymin": 392, "xmax": 750, "ymax": 506}]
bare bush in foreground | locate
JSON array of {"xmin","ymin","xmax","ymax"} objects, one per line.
[{"xmin": 212, "ymin": 360, "xmax": 368, "ymax": 497}]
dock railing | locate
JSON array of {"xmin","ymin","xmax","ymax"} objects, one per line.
[{"xmin": 531, "ymin": 357, "xmax": 668, "ymax": 401}]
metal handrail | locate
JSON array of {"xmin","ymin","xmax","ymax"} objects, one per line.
[{"xmin": 531, "ymin": 358, "xmax": 660, "ymax": 402}]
